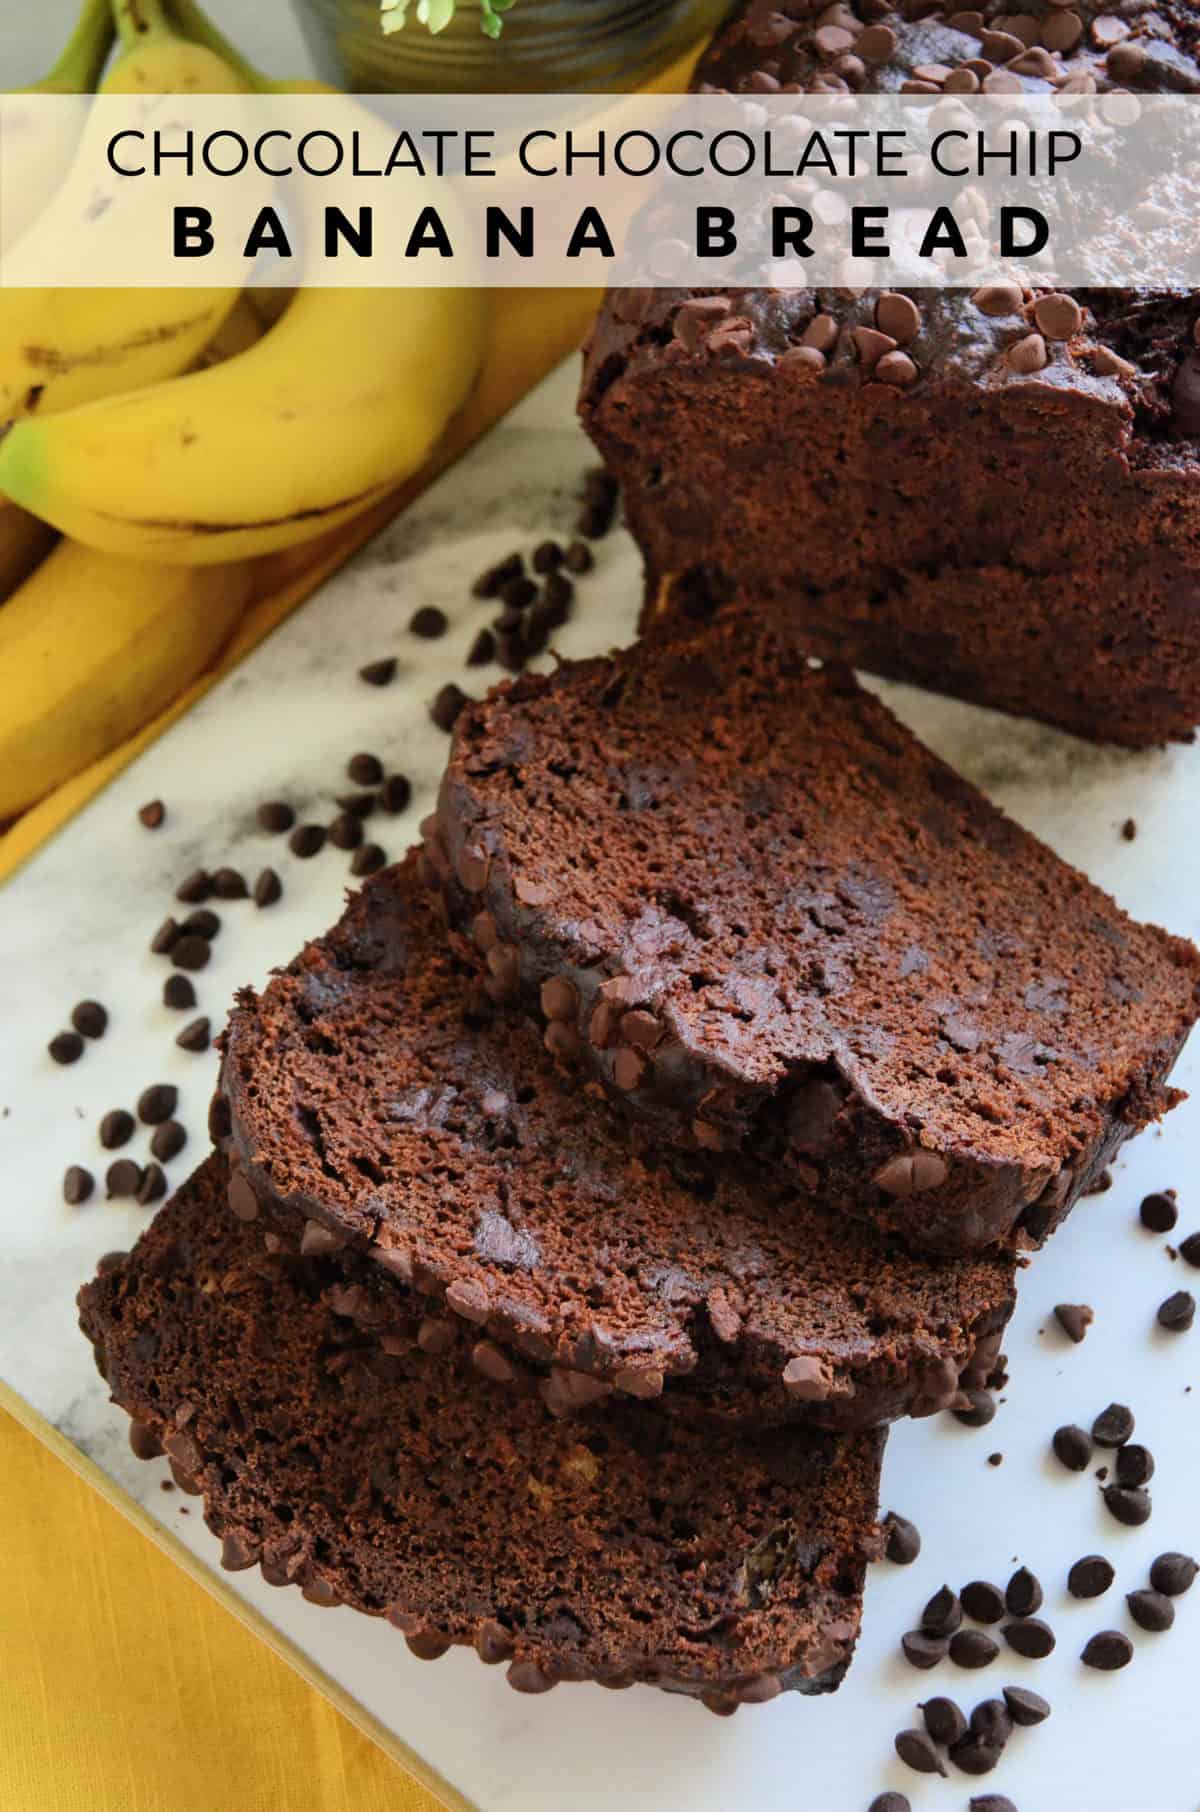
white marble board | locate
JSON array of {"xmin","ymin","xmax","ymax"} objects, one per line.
[{"xmin": 1, "ymin": 359, "xmax": 1198, "ymax": 1812}]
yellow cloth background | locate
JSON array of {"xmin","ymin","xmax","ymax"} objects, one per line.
[{"xmin": 0, "ymin": 44, "xmax": 701, "ymax": 1810}]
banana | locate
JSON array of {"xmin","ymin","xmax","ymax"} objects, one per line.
[
  {"xmin": 0, "ymin": 0, "xmax": 251, "ymax": 423},
  {"xmin": 195, "ymin": 293, "xmax": 265, "ymax": 366},
  {"xmin": 0, "ymin": 504, "xmax": 57, "ymax": 600},
  {"xmin": 1, "ymin": 0, "xmax": 114, "ymax": 258},
  {"xmin": 0, "ymin": 540, "xmax": 252, "ymax": 821}
]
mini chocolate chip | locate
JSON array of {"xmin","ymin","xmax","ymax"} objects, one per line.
[
  {"xmin": 176, "ymin": 1016, "xmax": 211, "ymax": 1053},
  {"xmin": 48, "ymin": 1031, "xmax": 84, "ymax": 1065},
  {"xmin": 954, "ymin": 1389, "xmax": 996, "ymax": 1427},
  {"xmin": 1003, "ymin": 1618, "xmax": 1054, "ymax": 1659},
  {"xmin": 1115, "ymin": 1444, "xmax": 1154, "ymax": 1488},
  {"xmin": 1068, "ymin": 1555, "xmax": 1114, "ymax": 1599},
  {"xmin": 467, "ymin": 628, "xmax": 495, "ymax": 666},
  {"xmin": 227, "ymin": 1171, "xmax": 259, "ymax": 1222},
  {"xmin": 138, "ymin": 799, "xmax": 165, "ymax": 829},
  {"xmin": 960, "ymin": 1581, "xmax": 1006, "ymax": 1624},
  {"xmin": 106, "ymin": 1159, "xmax": 142, "ymax": 1199},
  {"xmin": 1054, "ymin": 1303, "xmax": 1093, "ymax": 1344},
  {"xmin": 174, "ymin": 870, "xmax": 210, "ymax": 903},
  {"xmin": 1002, "ymin": 1685, "xmax": 1050, "ymax": 1727},
  {"xmin": 162, "ymin": 974, "xmax": 196, "ymax": 1011},
  {"xmin": 1140, "ymin": 1190, "xmax": 1179, "ymax": 1232},
  {"xmin": 1158, "ymin": 1289, "xmax": 1195, "ymax": 1331},
  {"xmin": 471, "ymin": 553, "xmax": 523, "ymax": 598},
  {"xmin": 1081, "ymin": 1630, "xmax": 1132, "ymax": 1671},
  {"xmin": 431, "ymin": 684, "xmax": 470, "ymax": 733},
  {"xmin": 500, "ymin": 575, "xmax": 537, "ymax": 610},
  {"xmin": 968, "ymin": 1798, "xmax": 1018, "ymax": 1812},
  {"xmin": 949, "ymin": 1629, "xmax": 998, "ymax": 1669},
  {"xmin": 1052, "ymin": 1423, "xmax": 1093, "ymax": 1471},
  {"xmin": 253, "ymin": 868, "xmax": 282, "ymax": 909},
  {"xmin": 171, "ymin": 935, "xmax": 210, "ymax": 972},
  {"xmin": 969, "ymin": 1700, "xmax": 1011, "ymax": 1749},
  {"xmin": 901, "ymin": 1631, "xmax": 946, "ymax": 1670},
  {"xmin": 894, "ymin": 1730, "xmax": 945, "ymax": 1777},
  {"xmin": 359, "ymin": 658, "xmax": 396, "ymax": 687},
  {"xmin": 351, "ymin": 843, "xmax": 386, "ymax": 877},
  {"xmin": 63, "ymin": 1165, "xmax": 94, "ymax": 1206},
  {"xmin": 948, "ymin": 1735, "xmax": 1001, "ymax": 1777},
  {"xmin": 563, "ymin": 540, "xmax": 594, "ymax": 574},
  {"xmin": 136, "ymin": 1162, "xmax": 167, "ymax": 1205},
  {"xmin": 1121, "ymin": 817, "xmax": 1137, "ymax": 841},
  {"xmin": 1179, "ymin": 1231, "xmax": 1200, "ymax": 1266},
  {"xmin": 922, "ymin": 1585, "xmax": 963, "ymax": 1637},
  {"xmin": 347, "ymin": 752, "xmax": 383, "ymax": 786},
  {"xmin": 1150, "ymin": 1553, "xmax": 1197, "ymax": 1596},
  {"xmin": 256, "ymin": 800, "xmax": 294, "ymax": 833},
  {"xmin": 973, "ymin": 282, "xmax": 1023, "ymax": 317},
  {"xmin": 138, "ymin": 1084, "xmax": 177, "ymax": 1125},
  {"xmin": 409, "ymin": 605, "xmax": 447, "ymax": 639},
  {"xmin": 1127, "ymin": 1588, "xmax": 1174, "ymax": 1633},
  {"xmin": 917, "ymin": 1695, "xmax": 964, "ymax": 1748},
  {"xmin": 150, "ymin": 1120, "xmax": 187, "ymax": 1163},
  {"xmin": 329, "ymin": 812, "xmax": 364, "ymax": 851},
  {"xmin": 288, "ymin": 824, "xmax": 325, "ymax": 859},
  {"xmin": 181, "ymin": 908, "xmax": 219, "ymax": 940},
  {"xmin": 987, "ymin": 1453, "xmax": 1003, "ymax": 1468},
  {"xmin": 874, "ymin": 1149, "xmax": 948, "ymax": 1197},
  {"xmin": 379, "ymin": 773, "xmax": 412, "ymax": 814},
  {"xmin": 150, "ymin": 917, "xmax": 180, "ymax": 956},
  {"xmin": 884, "ymin": 1512, "xmax": 921, "ymax": 1565},
  {"xmin": 71, "ymin": 1000, "xmax": 107, "ymax": 1039},
  {"xmin": 1033, "ymin": 292, "xmax": 1083, "ymax": 340},
  {"xmin": 868, "ymin": 1797, "xmax": 910, "ymax": 1812},
  {"xmin": 1005, "ymin": 1567, "xmax": 1043, "ymax": 1618},
  {"xmin": 99, "ymin": 1109, "xmax": 135, "ymax": 1150},
  {"xmin": 1102, "ymin": 1485, "xmax": 1152, "ymax": 1527},
  {"xmin": 337, "ymin": 792, "xmax": 376, "ymax": 819},
  {"xmin": 211, "ymin": 867, "xmax": 247, "ymax": 900},
  {"xmin": 1092, "ymin": 1403, "xmax": 1134, "ymax": 1447}
]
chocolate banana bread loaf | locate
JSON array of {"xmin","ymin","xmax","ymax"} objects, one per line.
[
  {"xmin": 580, "ymin": 2, "xmax": 1200, "ymax": 748},
  {"xmin": 430, "ymin": 613, "xmax": 1200, "ymax": 1256},
  {"xmin": 215, "ymin": 854, "xmax": 1016, "ymax": 1423},
  {"xmin": 79, "ymin": 1156, "xmax": 885, "ymax": 1712}
]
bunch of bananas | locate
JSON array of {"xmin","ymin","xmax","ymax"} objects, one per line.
[{"xmin": 0, "ymin": 0, "xmax": 488, "ymax": 822}]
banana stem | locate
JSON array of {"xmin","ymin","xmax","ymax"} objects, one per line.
[
  {"xmin": 36, "ymin": 0, "xmax": 115, "ymax": 93},
  {"xmin": 111, "ymin": 0, "xmax": 172, "ymax": 52},
  {"xmin": 164, "ymin": 0, "xmax": 271, "ymax": 90}
]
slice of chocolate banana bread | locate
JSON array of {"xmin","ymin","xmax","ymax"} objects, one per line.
[
  {"xmin": 78, "ymin": 1156, "xmax": 885, "ymax": 1712},
  {"xmin": 215, "ymin": 855, "xmax": 1016, "ymax": 1424},
  {"xmin": 430, "ymin": 613, "xmax": 1200, "ymax": 1257},
  {"xmin": 580, "ymin": 3, "xmax": 1200, "ymax": 748}
]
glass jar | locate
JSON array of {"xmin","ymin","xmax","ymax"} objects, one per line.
[{"xmin": 291, "ymin": 0, "xmax": 728, "ymax": 93}]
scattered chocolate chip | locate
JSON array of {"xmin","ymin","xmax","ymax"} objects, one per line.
[
  {"xmin": 901, "ymin": 1631, "xmax": 946, "ymax": 1670},
  {"xmin": 1121, "ymin": 817, "xmax": 1137, "ymax": 841},
  {"xmin": 1102, "ymin": 1484, "xmax": 1152, "ymax": 1527},
  {"xmin": 1086, "ymin": 1168, "xmax": 1114, "ymax": 1196},
  {"xmin": 71, "ymin": 1000, "xmax": 107, "ymax": 1040},
  {"xmin": 948, "ymin": 1736, "xmax": 1001, "ymax": 1777},
  {"xmin": 210, "ymin": 867, "xmax": 245, "ymax": 900},
  {"xmin": 162, "ymin": 974, "xmax": 196, "ymax": 1011},
  {"xmin": 868, "ymin": 1797, "xmax": 910, "ymax": 1812},
  {"xmin": 969, "ymin": 1700, "xmax": 1011, "ymax": 1750},
  {"xmin": 1081, "ymin": 1630, "xmax": 1132, "ymax": 1671},
  {"xmin": 1157, "ymin": 1289, "xmax": 1195, "ymax": 1332},
  {"xmin": 1002, "ymin": 1685, "xmax": 1049, "ymax": 1727},
  {"xmin": 921, "ymin": 1585, "xmax": 963, "ymax": 1637},
  {"xmin": 99, "ymin": 1109, "xmax": 135, "ymax": 1150},
  {"xmin": 1003, "ymin": 1618, "xmax": 1055, "ymax": 1659},
  {"xmin": 1068, "ymin": 1555, "xmax": 1114, "ymax": 1600},
  {"xmin": 1140, "ymin": 1190, "xmax": 1179, "ymax": 1232},
  {"xmin": 181, "ymin": 908, "xmax": 220, "ymax": 941},
  {"xmin": 1054, "ymin": 1303, "xmax": 1093, "ymax": 1344},
  {"xmin": 105, "ymin": 1159, "xmax": 142, "ymax": 1199},
  {"xmin": 531, "ymin": 539, "xmax": 564, "ymax": 573},
  {"xmin": 408, "ymin": 605, "xmax": 448, "ymax": 639},
  {"xmin": 954, "ymin": 1389, "xmax": 996, "ymax": 1428},
  {"xmin": 921, "ymin": 1695, "xmax": 967, "ymax": 1746},
  {"xmin": 1052, "ymin": 1423, "xmax": 1093, "ymax": 1472},
  {"xmin": 961, "ymin": 1582, "xmax": 1006, "ymax": 1625},
  {"xmin": 1005, "ymin": 1567, "xmax": 1043, "ymax": 1618},
  {"xmin": 150, "ymin": 917, "xmax": 180, "ymax": 956},
  {"xmin": 256, "ymin": 800, "xmax": 294, "ymax": 834},
  {"xmin": 346, "ymin": 753, "xmax": 381, "ymax": 788},
  {"xmin": 987, "ymin": 1453, "xmax": 1003, "ymax": 1468},
  {"xmin": 175, "ymin": 1016, "xmax": 210, "ymax": 1053},
  {"xmin": 1115, "ymin": 1444, "xmax": 1154, "ymax": 1488},
  {"xmin": 253, "ymin": 868, "xmax": 282, "ymax": 909},
  {"xmin": 337, "ymin": 792, "xmax": 376, "ymax": 820},
  {"xmin": 1179, "ymin": 1232, "xmax": 1200, "ymax": 1267},
  {"xmin": 63, "ymin": 1165, "xmax": 94, "ymax": 1206},
  {"xmin": 136, "ymin": 1162, "xmax": 167, "ymax": 1206},
  {"xmin": 949, "ymin": 1629, "xmax": 999, "ymax": 1670},
  {"xmin": 150, "ymin": 1120, "xmax": 187, "ymax": 1163},
  {"xmin": 288, "ymin": 823, "xmax": 325, "ymax": 859},
  {"xmin": 968, "ymin": 1799, "xmax": 1018, "ymax": 1812},
  {"xmin": 379, "ymin": 773, "xmax": 412, "ymax": 815},
  {"xmin": 137, "ymin": 1084, "xmax": 177, "ymax": 1125},
  {"xmin": 1127, "ymin": 1588, "xmax": 1174, "ymax": 1633},
  {"xmin": 884, "ymin": 1512, "xmax": 921, "ymax": 1565},
  {"xmin": 500, "ymin": 575, "xmax": 537, "ymax": 610},
  {"xmin": 329, "ymin": 812, "xmax": 364, "ymax": 851},
  {"xmin": 467, "ymin": 628, "xmax": 495, "ymax": 667},
  {"xmin": 563, "ymin": 539, "xmax": 594, "ymax": 574},
  {"xmin": 894, "ymin": 1729, "xmax": 946, "ymax": 1777},
  {"xmin": 431, "ymin": 684, "xmax": 471, "ymax": 734},
  {"xmin": 1092, "ymin": 1403, "xmax": 1135, "ymax": 1447},
  {"xmin": 1151, "ymin": 1553, "xmax": 1196, "ymax": 1596},
  {"xmin": 351, "ymin": 843, "xmax": 386, "ymax": 877},
  {"xmin": 471, "ymin": 553, "xmax": 523, "ymax": 598},
  {"xmin": 174, "ymin": 870, "xmax": 210, "ymax": 904},
  {"xmin": 359, "ymin": 657, "xmax": 396, "ymax": 687},
  {"xmin": 172, "ymin": 934, "xmax": 211, "ymax": 972},
  {"xmin": 48, "ymin": 1031, "xmax": 84, "ymax": 1065},
  {"xmin": 138, "ymin": 799, "xmax": 165, "ymax": 829}
]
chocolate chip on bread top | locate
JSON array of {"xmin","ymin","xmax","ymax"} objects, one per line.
[
  {"xmin": 214, "ymin": 854, "xmax": 1015, "ymax": 1419},
  {"xmin": 581, "ymin": 2, "xmax": 1200, "ymax": 746},
  {"xmin": 431, "ymin": 613, "xmax": 1200, "ymax": 1255}
]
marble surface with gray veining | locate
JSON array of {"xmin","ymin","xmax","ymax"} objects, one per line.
[{"xmin": 1, "ymin": 360, "xmax": 1198, "ymax": 1812}]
